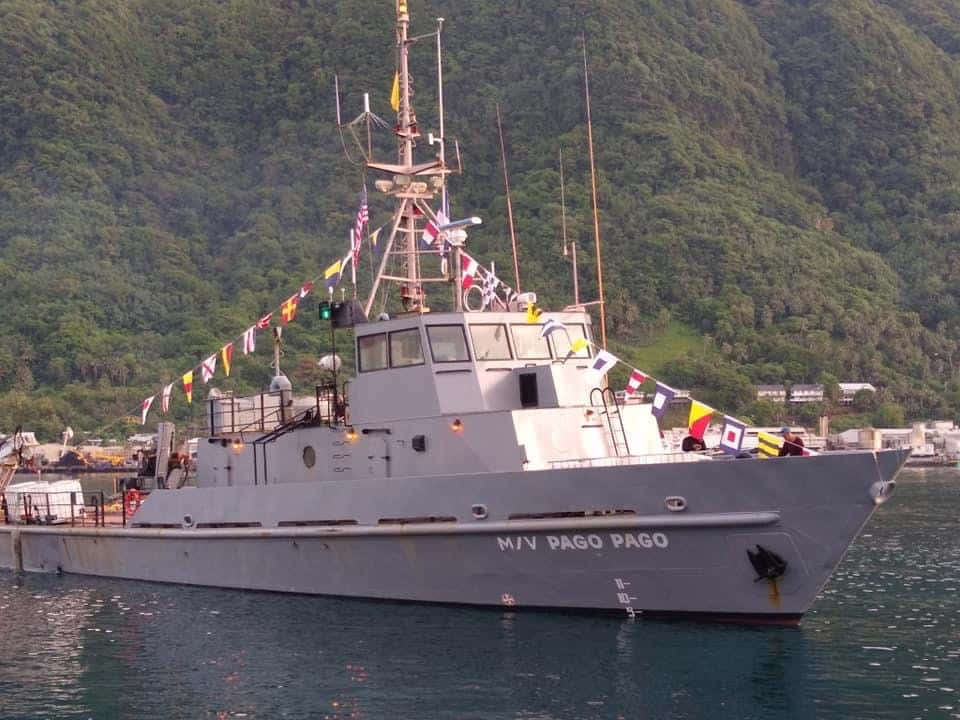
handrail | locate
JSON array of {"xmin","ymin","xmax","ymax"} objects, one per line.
[
  {"xmin": 589, "ymin": 386, "xmax": 630, "ymax": 456},
  {"xmin": 547, "ymin": 452, "xmax": 713, "ymax": 470},
  {"xmin": 0, "ymin": 487, "xmax": 101, "ymax": 526}
]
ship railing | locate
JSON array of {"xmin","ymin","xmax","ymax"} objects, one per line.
[
  {"xmin": 0, "ymin": 489, "xmax": 125, "ymax": 527},
  {"xmin": 205, "ymin": 390, "xmax": 289, "ymax": 435},
  {"xmin": 205, "ymin": 386, "xmax": 345, "ymax": 437},
  {"xmin": 546, "ymin": 452, "xmax": 713, "ymax": 470}
]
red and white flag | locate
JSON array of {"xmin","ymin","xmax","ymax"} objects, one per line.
[
  {"xmin": 141, "ymin": 395, "xmax": 155, "ymax": 425},
  {"xmin": 242, "ymin": 326, "xmax": 256, "ymax": 355},
  {"xmin": 256, "ymin": 313, "xmax": 272, "ymax": 329},
  {"xmin": 421, "ymin": 217, "xmax": 440, "ymax": 246},
  {"xmin": 299, "ymin": 281, "xmax": 314, "ymax": 299},
  {"xmin": 624, "ymin": 368, "xmax": 648, "ymax": 397},
  {"xmin": 161, "ymin": 383, "xmax": 173, "ymax": 413},
  {"xmin": 201, "ymin": 354, "xmax": 217, "ymax": 384},
  {"xmin": 461, "ymin": 254, "xmax": 479, "ymax": 289},
  {"xmin": 352, "ymin": 185, "xmax": 368, "ymax": 274}
]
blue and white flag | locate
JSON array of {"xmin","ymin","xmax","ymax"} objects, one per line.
[
  {"xmin": 719, "ymin": 416, "xmax": 747, "ymax": 455},
  {"xmin": 591, "ymin": 350, "xmax": 618, "ymax": 376},
  {"xmin": 540, "ymin": 318, "xmax": 566, "ymax": 338},
  {"xmin": 650, "ymin": 381, "xmax": 676, "ymax": 419}
]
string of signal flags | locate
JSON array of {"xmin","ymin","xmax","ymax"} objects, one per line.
[
  {"xmin": 135, "ymin": 192, "xmax": 376, "ymax": 429},
  {"xmin": 548, "ymin": 326, "xmax": 816, "ymax": 458},
  {"xmin": 133, "ymin": 190, "xmax": 457, "ymax": 428}
]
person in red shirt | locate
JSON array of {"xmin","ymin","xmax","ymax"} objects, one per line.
[{"xmin": 778, "ymin": 427, "xmax": 805, "ymax": 456}]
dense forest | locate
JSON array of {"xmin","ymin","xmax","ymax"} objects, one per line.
[{"xmin": 2, "ymin": 0, "xmax": 960, "ymax": 440}]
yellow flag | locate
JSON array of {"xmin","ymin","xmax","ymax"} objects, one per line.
[
  {"xmin": 687, "ymin": 400, "xmax": 714, "ymax": 440},
  {"xmin": 525, "ymin": 303, "xmax": 543, "ymax": 324},
  {"xmin": 221, "ymin": 343, "xmax": 233, "ymax": 377},
  {"xmin": 570, "ymin": 337, "xmax": 589, "ymax": 353},
  {"xmin": 757, "ymin": 431, "xmax": 782, "ymax": 458},
  {"xmin": 182, "ymin": 371, "xmax": 193, "ymax": 405},
  {"xmin": 390, "ymin": 72, "xmax": 400, "ymax": 112}
]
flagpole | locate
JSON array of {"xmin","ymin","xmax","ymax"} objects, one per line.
[
  {"xmin": 496, "ymin": 103, "xmax": 521, "ymax": 294},
  {"xmin": 350, "ymin": 230, "xmax": 357, "ymax": 288},
  {"xmin": 582, "ymin": 34, "xmax": 607, "ymax": 348}
]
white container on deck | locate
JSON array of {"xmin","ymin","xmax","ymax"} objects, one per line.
[{"xmin": 5, "ymin": 479, "xmax": 85, "ymax": 524}]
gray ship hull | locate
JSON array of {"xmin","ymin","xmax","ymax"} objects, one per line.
[{"xmin": 0, "ymin": 449, "xmax": 908, "ymax": 621}]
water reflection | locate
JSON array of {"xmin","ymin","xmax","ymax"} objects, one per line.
[{"xmin": 1, "ymin": 576, "xmax": 817, "ymax": 720}]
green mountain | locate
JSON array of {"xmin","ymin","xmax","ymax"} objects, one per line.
[{"xmin": 1, "ymin": 0, "xmax": 959, "ymax": 439}]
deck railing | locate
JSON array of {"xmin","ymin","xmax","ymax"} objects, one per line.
[
  {"xmin": 546, "ymin": 451, "xmax": 713, "ymax": 470},
  {"xmin": 0, "ymin": 489, "xmax": 129, "ymax": 527}
]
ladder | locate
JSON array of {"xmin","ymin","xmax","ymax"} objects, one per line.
[{"xmin": 590, "ymin": 387, "xmax": 630, "ymax": 457}]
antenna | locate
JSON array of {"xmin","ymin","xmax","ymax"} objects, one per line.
[
  {"xmin": 334, "ymin": 75, "xmax": 361, "ymax": 165},
  {"xmin": 334, "ymin": 77, "xmax": 389, "ymax": 165},
  {"xmin": 559, "ymin": 148, "xmax": 580, "ymax": 307},
  {"xmin": 437, "ymin": 17, "xmax": 447, "ymax": 217},
  {"xmin": 582, "ymin": 34, "xmax": 607, "ymax": 347},
  {"xmin": 496, "ymin": 104, "xmax": 521, "ymax": 293}
]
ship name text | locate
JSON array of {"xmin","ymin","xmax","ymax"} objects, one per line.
[{"xmin": 496, "ymin": 532, "xmax": 669, "ymax": 552}]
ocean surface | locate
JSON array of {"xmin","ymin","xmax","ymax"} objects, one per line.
[{"xmin": 0, "ymin": 468, "xmax": 957, "ymax": 720}]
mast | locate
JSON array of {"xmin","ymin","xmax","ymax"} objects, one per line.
[
  {"xmin": 362, "ymin": 3, "xmax": 480, "ymax": 318},
  {"xmin": 397, "ymin": 0, "xmax": 419, "ymax": 310},
  {"xmin": 364, "ymin": 1, "xmax": 438, "ymax": 316},
  {"xmin": 497, "ymin": 104, "xmax": 521, "ymax": 293},
  {"xmin": 559, "ymin": 148, "xmax": 580, "ymax": 307},
  {"xmin": 582, "ymin": 35, "xmax": 607, "ymax": 347},
  {"xmin": 437, "ymin": 17, "xmax": 446, "ymax": 218}
]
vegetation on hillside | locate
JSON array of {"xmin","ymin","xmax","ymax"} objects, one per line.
[{"xmin": 1, "ymin": 0, "xmax": 959, "ymax": 439}]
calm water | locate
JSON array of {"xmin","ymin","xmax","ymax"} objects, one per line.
[{"xmin": 0, "ymin": 469, "xmax": 957, "ymax": 720}]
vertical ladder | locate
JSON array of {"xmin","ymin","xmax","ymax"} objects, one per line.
[{"xmin": 590, "ymin": 387, "xmax": 630, "ymax": 457}]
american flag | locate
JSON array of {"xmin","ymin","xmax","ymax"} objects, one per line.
[{"xmin": 352, "ymin": 185, "xmax": 369, "ymax": 269}]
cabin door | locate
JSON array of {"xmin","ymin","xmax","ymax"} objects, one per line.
[{"xmin": 363, "ymin": 438, "xmax": 391, "ymax": 479}]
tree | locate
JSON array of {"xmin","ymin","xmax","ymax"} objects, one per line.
[{"xmin": 872, "ymin": 403, "xmax": 906, "ymax": 428}]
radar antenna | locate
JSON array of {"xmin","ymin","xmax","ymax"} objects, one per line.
[{"xmin": 335, "ymin": 75, "xmax": 391, "ymax": 164}]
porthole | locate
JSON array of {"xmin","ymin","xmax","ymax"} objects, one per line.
[
  {"xmin": 665, "ymin": 496, "xmax": 687, "ymax": 512},
  {"xmin": 302, "ymin": 446, "xmax": 317, "ymax": 468}
]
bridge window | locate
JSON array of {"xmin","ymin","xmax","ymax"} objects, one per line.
[
  {"xmin": 549, "ymin": 323, "xmax": 592, "ymax": 359},
  {"xmin": 427, "ymin": 325, "xmax": 470, "ymax": 363},
  {"xmin": 511, "ymin": 324, "xmax": 551, "ymax": 359},
  {"xmin": 470, "ymin": 324, "xmax": 512, "ymax": 360},
  {"xmin": 389, "ymin": 328, "xmax": 424, "ymax": 368},
  {"xmin": 358, "ymin": 333, "xmax": 388, "ymax": 372}
]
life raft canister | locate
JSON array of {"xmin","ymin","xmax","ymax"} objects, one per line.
[{"xmin": 124, "ymin": 488, "xmax": 141, "ymax": 516}]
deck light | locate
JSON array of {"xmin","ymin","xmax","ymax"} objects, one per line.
[
  {"xmin": 346, "ymin": 427, "xmax": 358, "ymax": 442},
  {"xmin": 451, "ymin": 418, "xmax": 464, "ymax": 434},
  {"xmin": 231, "ymin": 439, "xmax": 245, "ymax": 454}
]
